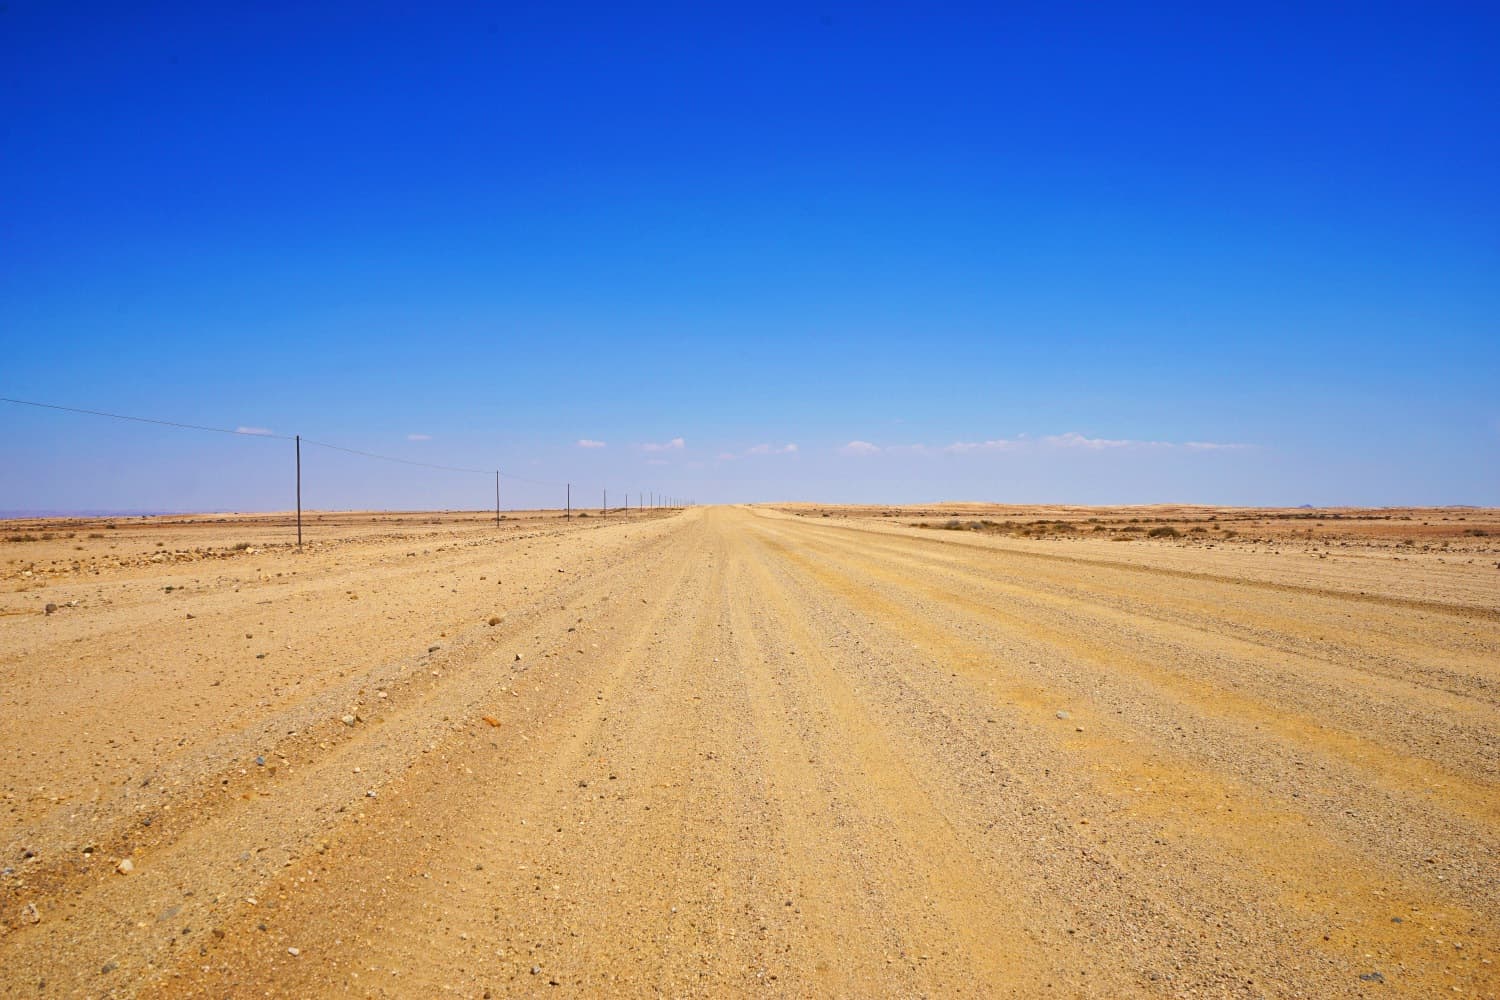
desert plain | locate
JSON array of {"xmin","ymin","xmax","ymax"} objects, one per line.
[{"xmin": 1, "ymin": 503, "xmax": 1497, "ymax": 997}]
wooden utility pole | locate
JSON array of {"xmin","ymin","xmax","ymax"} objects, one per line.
[{"xmin": 295, "ymin": 435, "xmax": 302, "ymax": 548}]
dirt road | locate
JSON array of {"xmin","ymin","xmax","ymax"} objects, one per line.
[{"xmin": 2, "ymin": 506, "xmax": 1497, "ymax": 997}]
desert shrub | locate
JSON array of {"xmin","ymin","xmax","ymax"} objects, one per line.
[
  {"xmin": 1148, "ymin": 526, "xmax": 1181, "ymax": 538},
  {"xmin": 944, "ymin": 519, "xmax": 963, "ymax": 530},
  {"xmin": 232, "ymin": 542, "xmax": 252, "ymax": 550},
  {"xmin": 88, "ymin": 532, "xmax": 104, "ymax": 539}
]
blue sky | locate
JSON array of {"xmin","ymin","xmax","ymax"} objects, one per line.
[{"xmin": 2, "ymin": 2, "xmax": 1496, "ymax": 511}]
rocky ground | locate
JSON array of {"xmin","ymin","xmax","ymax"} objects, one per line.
[{"xmin": 1, "ymin": 504, "xmax": 1496, "ymax": 997}]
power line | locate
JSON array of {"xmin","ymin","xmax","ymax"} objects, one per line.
[
  {"xmin": 0, "ymin": 395, "xmax": 295, "ymax": 440},
  {"xmin": 0, "ymin": 394, "xmax": 624, "ymax": 495}
]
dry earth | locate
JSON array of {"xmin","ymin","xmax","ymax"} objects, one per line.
[{"xmin": 1, "ymin": 504, "xmax": 1497, "ymax": 998}]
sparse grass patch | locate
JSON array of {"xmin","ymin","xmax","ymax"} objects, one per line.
[{"xmin": 1148, "ymin": 526, "xmax": 1181, "ymax": 538}]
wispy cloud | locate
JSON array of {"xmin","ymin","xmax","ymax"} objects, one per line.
[
  {"xmin": 1044, "ymin": 432, "xmax": 1252, "ymax": 450},
  {"xmin": 716, "ymin": 451, "xmax": 738, "ymax": 462},
  {"xmin": 842, "ymin": 433, "xmax": 1249, "ymax": 455},
  {"xmin": 1043, "ymin": 431, "xmax": 1149, "ymax": 449},
  {"xmin": 406, "ymin": 433, "xmax": 432, "ymax": 442},
  {"xmin": 646, "ymin": 458, "xmax": 669, "ymax": 466},
  {"xmin": 943, "ymin": 439, "xmax": 1021, "ymax": 454},
  {"xmin": 576, "ymin": 439, "xmax": 606, "ymax": 449},
  {"xmin": 235, "ymin": 426, "xmax": 274, "ymax": 436},
  {"xmin": 641, "ymin": 437, "xmax": 685, "ymax": 452},
  {"xmin": 746, "ymin": 442, "xmax": 798, "ymax": 455}
]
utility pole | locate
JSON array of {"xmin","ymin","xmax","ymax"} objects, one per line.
[
  {"xmin": 566, "ymin": 483, "xmax": 571, "ymax": 518},
  {"xmin": 603, "ymin": 488, "xmax": 607, "ymax": 517},
  {"xmin": 295, "ymin": 435, "xmax": 302, "ymax": 548},
  {"xmin": 495, "ymin": 471, "xmax": 500, "ymax": 527}
]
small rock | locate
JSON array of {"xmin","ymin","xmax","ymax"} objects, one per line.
[
  {"xmin": 185, "ymin": 613, "xmax": 195, "ymax": 620},
  {"xmin": 341, "ymin": 715, "xmax": 356, "ymax": 727},
  {"xmin": 116, "ymin": 858, "xmax": 135, "ymax": 875},
  {"xmin": 255, "ymin": 756, "xmax": 266, "ymax": 767},
  {"xmin": 488, "ymin": 616, "xmax": 501, "ymax": 626},
  {"xmin": 21, "ymin": 902, "xmax": 40, "ymax": 925},
  {"xmin": 1055, "ymin": 710, "xmax": 1071, "ymax": 720},
  {"xmin": 44, "ymin": 603, "xmax": 58, "ymax": 615},
  {"xmin": 101, "ymin": 962, "xmax": 117, "ymax": 974},
  {"xmin": 1359, "ymin": 971, "xmax": 1385, "ymax": 983},
  {"xmin": 482, "ymin": 715, "xmax": 501, "ymax": 727},
  {"xmin": 428, "ymin": 645, "xmax": 441, "ymax": 653},
  {"xmin": 531, "ymin": 965, "xmax": 541, "ymax": 975},
  {"xmin": 514, "ymin": 653, "xmax": 523, "ymax": 662},
  {"xmin": 287, "ymin": 946, "xmax": 301, "ymax": 956},
  {"xmin": 366, "ymin": 790, "xmax": 377, "ymax": 798}
]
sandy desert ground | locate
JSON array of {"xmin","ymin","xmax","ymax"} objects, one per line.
[{"xmin": 1, "ymin": 503, "xmax": 1497, "ymax": 997}]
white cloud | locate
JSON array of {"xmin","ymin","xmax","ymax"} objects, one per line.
[
  {"xmin": 747, "ymin": 443, "xmax": 798, "ymax": 455},
  {"xmin": 576, "ymin": 439, "xmax": 606, "ymax": 449},
  {"xmin": 641, "ymin": 437, "xmax": 685, "ymax": 452},
  {"xmin": 235, "ymin": 426, "xmax": 274, "ymax": 436},
  {"xmin": 943, "ymin": 439, "xmax": 1020, "ymax": 454},
  {"xmin": 406, "ymin": 433, "xmax": 432, "ymax": 442},
  {"xmin": 1043, "ymin": 431, "xmax": 1145, "ymax": 449},
  {"xmin": 1044, "ymin": 432, "xmax": 1247, "ymax": 451},
  {"xmin": 838, "ymin": 433, "xmax": 1248, "ymax": 457},
  {"xmin": 716, "ymin": 452, "xmax": 738, "ymax": 461}
]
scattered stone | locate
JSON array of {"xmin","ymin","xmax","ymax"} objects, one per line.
[
  {"xmin": 428, "ymin": 645, "xmax": 441, "ymax": 653},
  {"xmin": 1359, "ymin": 971, "xmax": 1385, "ymax": 983},
  {"xmin": 366, "ymin": 790, "xmax": 377, "ymax": 798},
  {"xmin": 531, "ymin": 965, "xmax": 541, "ymax": 975},
  {"xmin": 514, "ymin": 653, "xmax": 523, "ymax": 662},
  {"xmin": 482, "ymin": 715, "xmax": 501, "ymax": 727},
  {"xmin": 116, "ymin": 858, "xmax": 135, "ymax": 875},
  {"xmin": 488, "ymin": 616, "xmax": 501, "ymax": 626},
  {"xmin": 287, "ymin": 946, "xmax": 301, "ymax": 957},
  {"xmin": 101, "ymin": 962, "xmax": 117, "ymax": 974},
  {"xmin": 1056, "ymin": 710, "xmax": 1071, "ymax": 720},
  {"xmin": 341, "ymin": 715, "xmax": 356, "ymax": 727},
  {"xmin": 255, "ymin": 756, "xmax": 266, "ymax": 767},
  {"xmin": 44, "ymin": 603, "xmax": 58, "ymax": 615},
  {"xmin": 186, "ymin": 613, "xmax": 195, "ymax": 620},
  {"xmin": 21, "ymin": 902, "xmax": 39, "ymax": 924}
]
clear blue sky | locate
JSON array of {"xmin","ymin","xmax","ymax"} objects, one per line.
[{"xmin": 2, "ymin": 2, "xmax": 1496, "ymax": 511}]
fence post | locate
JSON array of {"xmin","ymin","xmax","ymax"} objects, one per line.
[
  {"xmin": 495, "ymin": 471, "xmax": 500, "ymax": 527},
  {"xmin": 295, "ymin": 434, "xmax": 302, "ymax": 548},
  {"xmin": 566, "ymin": 483, "xmax": 571, "ymax": 518},
  {"xmin": 603, "ymin": 488, "xmax": 607, "ymax": 517}
]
